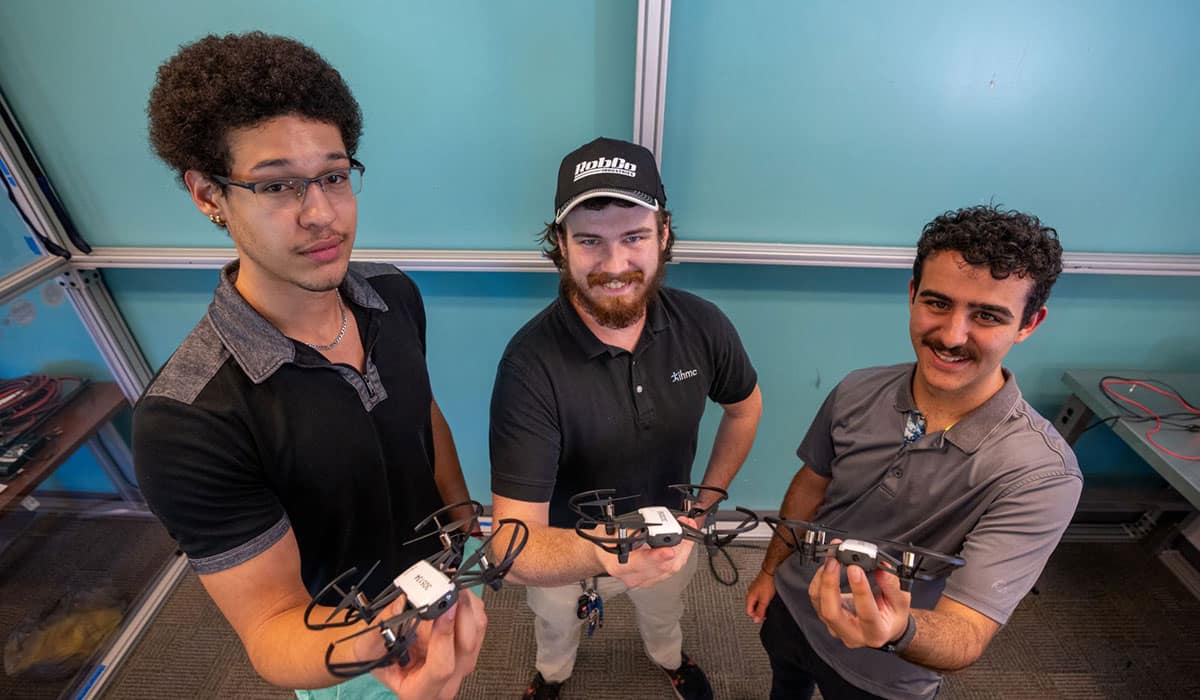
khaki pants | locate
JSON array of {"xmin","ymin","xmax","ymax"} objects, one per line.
[{"xmin": 525, "ymin": 548, "xmax": 698, "ymax": 682}]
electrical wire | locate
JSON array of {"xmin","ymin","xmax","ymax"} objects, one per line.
[
  {"xmin": 705, "ymin": 540, "xmax": 766, "ymax": 587},
  {"xmin": 0, "ymin": 375, "xmax": 64, "ymax": 443},
  {"xmin": 1097, "ymin": 376, "xmax": 1200, "ymax": 461}
]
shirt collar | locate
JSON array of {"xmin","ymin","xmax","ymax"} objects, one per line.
[
  {"xmin": 554, "ymin": 284, "xmax": 670, "ymax": 360},
  {"xmin": 206, "ymin": 260, "xmax": 388, "ymax": 383},
  {"xmin": 894, "ymin": 363, "xmax": 1022, "ymax": 454}
]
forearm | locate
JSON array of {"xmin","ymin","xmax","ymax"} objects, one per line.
[
  {"xmin": 241, "ymin": 603, "xmax": 372, "ymax": 689},
  {"xmin": 902, "ymin": 608, "xmax": 992, "ymax": 672},
  {"xmin": 761, "ymin": 467, "xmax": 828, "ymax": 575},
  {"xmin": 430, "ymin": 401, "xmax": 471, "ymax": 519},
  {"xmin": 697, "ymin": 388, "xmax": 762, "ymax": 507},
  {"xmin": 505, "ymin": 522, "xmax": 605, "ymax": 587},
  {"xmin": 698, "ymin": 415, "xmax": 757, "ymax": 494}
]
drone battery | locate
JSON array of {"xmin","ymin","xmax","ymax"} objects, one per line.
[
  {"xmin": 638, "ymin": 506, "xmax": 683, "ymax": 547},
  {"xmin": 835, "ymin": 539, "xmax": 880, "ymax": 570},
  {"xmin": 394, "ymin": 560, "xmax": 457, "ymax": 619}
]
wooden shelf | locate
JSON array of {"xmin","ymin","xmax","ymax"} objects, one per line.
[{"xmin": 0, "ymin": 381, "xmax": 128, "ymax": 513}]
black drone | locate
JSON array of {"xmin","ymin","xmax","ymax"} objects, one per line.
[
  {"xmin": 304, "ymin": 500, "xmax": 529, "ymax": 677},
  {"xmin": 764, "ymin": 517, "xmax": 965, "ymax": 592},
  {"xmin": 570, "ymin": 484, "xmax": 758, "ymax": 564}
]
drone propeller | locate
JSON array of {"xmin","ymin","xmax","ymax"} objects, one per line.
[
  {"xmin": 569, "ymin": 490, "xmax": 641, "ymax": 516},
  {"xmin": 453, "ymin": 518, "xmax": 530, "ymax": 590},
  {"xmin": 574, "ymin": 515, "xmax": 651, "ymax": 564},
  {"xmin": 323, "ymin": 606, "xmax": 422, "ymax": 677},
  {"xmin": 880, "ymin": 539, "xmax": 966, "ymax": 586},
  {"xmin": 305, "ymin": 562, "xmax": 388, "ymax": 630},
  {"xmin": 680, "ymin": 506, "xmax": 759, "ymax": 548},
  {"xmin": 404, "ymin": 500, "xmax": 484, "ymax": 548},
  {"xmin": 667, "ymin": 483, "xmax": 729, "ymax": 517},
  {"xmin": 764, "ymin": 516, "xmax": 852, "ymax": 556}
]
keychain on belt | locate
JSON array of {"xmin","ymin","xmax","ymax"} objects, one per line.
[{"xmin": 576, "ymin": 577, "xmax": 604, "ymax": 637}]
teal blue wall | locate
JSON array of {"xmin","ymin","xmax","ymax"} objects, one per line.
[
  {"xmin": 664, "ymin": 0, "xmax": 1200, "ymax": 253},
  {"xmin": 103, "ymin": 265, "xmax": 1200, "ymax": 508},
  {"xmin": 0, "ymin": 1, "xmax": 636, "ymax": 250}
]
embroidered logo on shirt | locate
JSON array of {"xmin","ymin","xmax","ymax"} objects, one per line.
[{"xmin": 671, "ymin": 368, "xmax": 699, "ymax": 383}]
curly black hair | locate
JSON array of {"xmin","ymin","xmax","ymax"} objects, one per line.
[
  {"xmin": 538, "ymin": 197, "xmax": 674, "ymax": 269},
  {"xmin": 913, "ymin": 205, "xmax": 1064, "ymax": 327},
  {"xmin": 147, "ymin": 32, "xmax": 362, "ymax": 185}
]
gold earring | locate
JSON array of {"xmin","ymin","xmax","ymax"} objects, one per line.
[{"xmin": 209, "ymin": 213, "xmax": 226, "ymax": 227}]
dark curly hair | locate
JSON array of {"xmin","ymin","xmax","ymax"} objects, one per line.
[
  {"xmin": 147, "ymin": 32, "xmax": 362, "ymax": 185},
  {"xmin": 538, "ymin": 198, "xmax": 674, "ymax": 269},
  {"xmin": 913, "ymin": 205, "xmax": 1064, "ymax": 327}
]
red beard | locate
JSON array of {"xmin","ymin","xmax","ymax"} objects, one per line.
[{"xmin": 561, "ymin": 254, "xmax": 667, "ymax": 329}]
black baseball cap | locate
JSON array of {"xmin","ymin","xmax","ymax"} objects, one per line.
[{"xmin": 554, "ymin": 137, "xmax": 667, "ymax": 224}]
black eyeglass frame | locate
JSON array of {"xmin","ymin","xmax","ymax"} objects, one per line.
[{"xmin": 210, "ymin": 158, "xmax": 366, "ymax": 198}]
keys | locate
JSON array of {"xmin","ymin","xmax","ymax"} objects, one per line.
[
  {"xmin": 585, "ymin": 594, "xmax": 604, "ymax": 637},
  {"xmin": 576, "ymin": 580, "xmax": 604, "ymax": 637},
  {"xmin": 576, "ymin": 591, "xmax": 593, "ymax": 620},
  {"xmin": 575, "ymin": 589, "xmax": 605, "ymax": 636}
]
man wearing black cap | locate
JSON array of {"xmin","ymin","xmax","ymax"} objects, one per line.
[{"xmin": 489, "ymin": 138, "xmax": 763, "ymax": 699}]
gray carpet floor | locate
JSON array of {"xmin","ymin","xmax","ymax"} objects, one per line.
[{"xmin": 101, "ymin": 542, "xmax": 1200, "ymax": 699}]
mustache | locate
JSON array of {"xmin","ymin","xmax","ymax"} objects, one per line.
[
  {"xmin": 924, "ymin": 340, "xmax": 973, "ymax": 359},
  {"xmin": 587, "ymin": 270, "xmax": 644, "ymax": 287}
]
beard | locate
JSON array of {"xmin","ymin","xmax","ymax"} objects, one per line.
[{"xmin": 561, "ymin": 252, "xmax": 667, "ymax": 330}]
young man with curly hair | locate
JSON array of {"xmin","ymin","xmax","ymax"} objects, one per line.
[
  {"xmin": 747, "ymin": 205, "xmax": 1083, "ymax": 700},
  {"xmin": 490, "ymin": 138, "xmax": 763, "ymax": 700},
  {"xmin": 133, "ymin": 32, "xmax": 485, "ymax": 699}
]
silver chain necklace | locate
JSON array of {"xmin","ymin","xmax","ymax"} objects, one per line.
[{"xmin": 304, "ymin": 290, "xmax": 348, "ymax": 351}]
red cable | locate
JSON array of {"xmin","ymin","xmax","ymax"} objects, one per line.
[
  {"xmin": 0, "ymin": 375, "xmax": 64, "ymax": 439},
  {"xmin": 1100, "ymin": 378, "xmax": 1200, "ymax": 461}
]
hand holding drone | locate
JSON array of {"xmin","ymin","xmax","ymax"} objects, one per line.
[
  {"xmin": 763, "ymin": 516, "xmax": 965, "ymax": 592},
  {"xmin": 303, "ymin": 500, "xmax": 529, "ymax": 678},
  {"xmin": 570, "ymin": 484, "xmax": 759, "ymax": 565}
]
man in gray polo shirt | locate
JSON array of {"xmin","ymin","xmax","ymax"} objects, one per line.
[{"xmin": 747, "ymin": 205, "xmax": 1083, "ymax": 700}]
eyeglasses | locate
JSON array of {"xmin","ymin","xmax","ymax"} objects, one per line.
[{"xmin": 212, "ymin": 159, "xmax": 365, "ymax": 209}]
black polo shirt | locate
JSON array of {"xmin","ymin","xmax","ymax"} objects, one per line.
[
  {"xmin": 133, "ymin": 261, "xmax": 443, "ymax": 599},
  {"xmin": 490, "ymin": 286, "xmax": 757, "ymax": 527}
]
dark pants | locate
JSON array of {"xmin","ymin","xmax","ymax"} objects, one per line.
[{"xmin": 759, "ymin": 595, "xmax": 888, "ymax": 700}]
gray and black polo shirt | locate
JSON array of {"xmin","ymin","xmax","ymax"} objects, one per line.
[
  {"xmin": 133, "ymin": 261, "xmax": 443, "ymax": 599},
  {"xmin": 489, "ymin": 286, "xmax": 757, "ymax": 527},
  {"xmin": 775, "ymin": 363, "xmax": 1082, "ymax": 700}
]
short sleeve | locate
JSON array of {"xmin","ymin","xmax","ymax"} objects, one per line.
[
  {"xmin": 796, "ymin": 384, "xmax": 840, "ymax": 477},
  {"xmin": 489, "ymin": 356, "xmax": 562, "ymax": 503},
  {"xmin": 133, "ymin": 395, "xmax": 287, "ymax": 573},
  {"xmin": 705, "ymin": 306, "xmax": 758, "ymax": 405},
  {"xmin": 397, "ymin": 272, "xmax": 428, "ymax": 356},
  {"xmin": 942, "ymin": 472, "xmax": 1082, "ymax": 623}
]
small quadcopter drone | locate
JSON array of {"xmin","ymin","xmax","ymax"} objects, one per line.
[
  {"xmin": 304, "ymin": 500, "xmax": 529, "ymax": 677},
  {"xmin": 570, "ymin": 484, "xmax": 759, "ymax": 564},
  {"xmin": 764, "ymin": 516, "xmax": 965, "ymax": 591}
]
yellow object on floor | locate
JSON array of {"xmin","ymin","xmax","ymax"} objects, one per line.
[{"xmin": 4, "ymin": 605, "xmax": 122, "ymax": 680}]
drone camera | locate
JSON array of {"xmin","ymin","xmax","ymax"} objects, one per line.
[
  {"xmin": 394, "ymin": 560, "xmax": 457, "ymax": 618},
  {"xmin": 639, "ymin": 506, "xmax": 684, "ymax": 547}
]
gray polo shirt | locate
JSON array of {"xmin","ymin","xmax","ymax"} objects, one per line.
[{"xmin": 775, "ymin": 363, "xmax": 1082, "ymax": 700}]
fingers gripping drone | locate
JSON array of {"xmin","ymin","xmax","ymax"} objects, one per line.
[
  {"xmin": 570, "ymin": 484, "xmax": 758, "ymax": 564},
  {"xmin": 763, "ymin": 517, "xmax": 965, "ymax": 592},
  {"xmin": 303, "ymin": 500, "xmax": 529, "ymax": 677}
]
